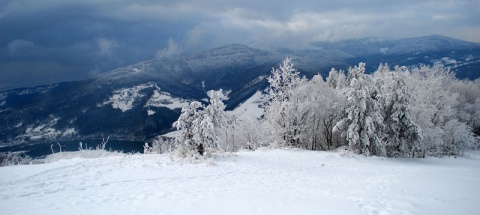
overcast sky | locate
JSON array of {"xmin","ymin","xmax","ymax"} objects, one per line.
[{"xmin": 1, "ymin": 0, "xmax": 479, "ymax": 91}]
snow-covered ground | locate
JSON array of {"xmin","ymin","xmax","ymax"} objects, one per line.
[{"xmin": 1, "ymin": 149, "xmax": 479, "ymax": 215}]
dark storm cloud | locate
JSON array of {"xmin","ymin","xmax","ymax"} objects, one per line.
[{"xmin": 1, "ymin": 0, "xmax": 479, "ymax": 91}]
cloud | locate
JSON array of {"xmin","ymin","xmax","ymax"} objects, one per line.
[
  {"xmin": 156, "ymin": 39, "xmax": 183, "ymax": 59},
  {"xmin": 96, "ymin": 38, "xmax": 117, "ymax": 58},
  {"xmin": 0, "ymin": 0, "xmax": 479, "ymax": 91},
  {"xmin": 7, "ymin": 39, "xmax": 35, "ymax": 56}
]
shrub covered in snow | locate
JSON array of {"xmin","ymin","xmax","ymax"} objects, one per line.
[
  {"xmin": 148, "ymin": 136, "xmax": 175, "ymax": 154},
  {"xmin": 0, "ymin": 151, "xmax": 32, "ymax": 166}
]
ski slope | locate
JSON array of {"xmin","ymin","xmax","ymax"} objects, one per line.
[{"xmin": 1, "ymin": 149, "xmax": 479, "ymax": 215}]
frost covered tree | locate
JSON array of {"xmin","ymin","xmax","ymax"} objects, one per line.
[
  {"xmin": 326, "ymin": 68, "xmax": 347, "ymax": 90},
  {"xmin": 264, "ymin": 58, "xmax": 347, "ymax": 151},
  {"xmin": 173, "ymin": 89, "xmax": 228, "ymax": 158},
  {"xmin": 374, "ymin": 64, "xmax": 422, "ymax": 157},
  {"xmin": 173, "ymin": 101, "xmax": 203, "ymax": 157},
  {"xmin": 259, "ymin": 56, "xmax": 479, "ymax": 157},
  {"xmin": 405, "ymin": 64, "xmax": 478, "ymax": 155},
  {"xmin": 193, "ymin": 89, "xmax": 228, "ymax": 155},
  {"xmin": 334, "ymin": 63, "xmax": 385, "ymax": 156},
  {"xmin": 450, "ymin": 79, "xmax": 480, "ymax": 137},
  {"xmin": 264, "ymin": 57, "xmax": 301, "ymax": 146},
  {"xmin": 235, "ymin": 117, "xmax": 266, "ymax": 150},
  {"xmin": 204, "ymin": 90, "xmax": 228, "ymax": 128},
  {"xmin": 291, "ymin": 74, "xmax": 345, "ymax": 150}
]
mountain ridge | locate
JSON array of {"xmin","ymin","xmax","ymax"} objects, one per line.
[{"xmin": 1, "ymin": 35, "xmax": 479, "ymax": 146}]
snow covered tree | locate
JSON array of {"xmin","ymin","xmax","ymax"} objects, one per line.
[
  {"xmin": 264, "ymin": 58, "xmax": 347, "ymax": 150},
  {"xmin": 264, "ymin": 57, "xmax": 301, "ymax": 146},
  {"xmin": 292, "ymin": 74, "xmax": 345, "ymax": 150},
  {"xmin": 204, "ymin": 89, "xmax": 228, "ymax": 128},
  {"xmin": 173, "ymin": 89, "xmax": 228, "ymax": 158},
  {"xmin": 450, "ymin": 79, "xmax": 480, "ymax": 137},
  {"xmin": 374, "ymin": 64, "xmax": 422, "ymax": 157},
  {"xmin": 262, "ymin": 58, "xmax": 478, "ymax": 157},
  {"xmin": 235, "ymin": 117, "xmax": 266, "ymax": 150},
  {"xmin": 405, "ymin": 64, "xmax": 478, "ymax": 156},
  {"xmin": 193, "ymin": 89, "xmax": 228, "ymax": 154},
  {"xmin": 326, "ymin": 68, "xmax": 347, "ymax": 90},
  {"xmin": 266, "ymin": 57, "xmax": 300, "ymax": 103},
  {"xmin": 173, "ymin": 101, "xmax": 203, "ymax": 157},
  {"xmin": 334, "ymin": 63, "xmax": 385, "ymax": 156}
]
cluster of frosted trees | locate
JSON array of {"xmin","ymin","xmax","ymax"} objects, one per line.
[{"xmin": 172, "ymin": 58, "xmax": 479, "ymax": 158}]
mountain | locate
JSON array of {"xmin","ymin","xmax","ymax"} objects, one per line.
[
  {"xmin": 293, "ymin": 35, "xmax": 480, "ymax": 79},
  {"xmin": 1, "ymin": 36, "xmax": 479, "ymax": 146},
  {"xmin": 0, "ymin": 44, "xmax": 345, "ymax": 145}
]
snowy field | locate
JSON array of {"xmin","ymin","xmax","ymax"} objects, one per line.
[{"xmin": 1, "ymin": 149, "xmax": 479, "ymax": 215}]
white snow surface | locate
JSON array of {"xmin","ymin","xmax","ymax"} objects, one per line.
[{"xmin": 1, "ymin": 149, "xmax": 479, "ymax": 215}]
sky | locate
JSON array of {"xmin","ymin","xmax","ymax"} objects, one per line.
[{"xmin": 1, "ymin": 0, "xmax": 479, "ymax": 91}]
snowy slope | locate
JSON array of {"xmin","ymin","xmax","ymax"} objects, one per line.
[
  {"xmin": 229, "ymin": 90, "xmax": 267, "ymax": 120},
  {"xmin": 1, "ymin": 149, "xmax": 479, "ymax": 215}
]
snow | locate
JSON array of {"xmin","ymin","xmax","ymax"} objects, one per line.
[
  {"xmin": 450, "ymin": 59, "xmax": 480, "ymax": 69},
  {"xmin": 24, "ymin": 117, "xmax": 62, "ymax": 140},
  {"xmin": 100, "ymin": 82, "xmax": 189, "ymax": 112},
  {"xmin": 229, "ymin": 91, "xmax": 266, "ymax": 120},
  {"xmin": 162, "ymin": 88, "xmax": 263, "ymax": 146},
  {"xmin": 441, "ymin": 57, "xmax": 457, "ymax": 64},
  {"xmin": 147, "ymin": 109, "xmax": 155, "ymax": 116},
  {"xmin": 145, "ymin": 89, "xmax": 190, "ymax": 110},
  {"xmin": 21, "ymin": 118, "xmax": 76, "ymax": 140},
  {"xmin": 0, "ymin": 92, "xmax": 7, "ymax": 100},
  {"xmin": 242, "ymin": 75, "xmax": 266, "ymax": 90},
  {"xmin": 15, "ymin": 85, "xmax": 57, "ymax": 96},
  {"xmin": 465, "ymin": 55, "xmax": 474, "ymax": 61},
  {"xmin": 161, "ymin": 130, "xmax": 182, "ymax": 138},
  {"xmin": 101, "ymin": 83, "xmax": 153, "ymax": 112},
  {"xmin": 62, "ymin": 128, "xmax": 77, "ymax": 136},
  {"xmin": 1, "ymin": 149, "xmax": 479, "ymax": 215}
]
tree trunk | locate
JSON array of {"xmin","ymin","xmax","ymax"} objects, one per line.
[{"xmin": 197, "ymin": 144, "xmax": 205, "ymax": 156}]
